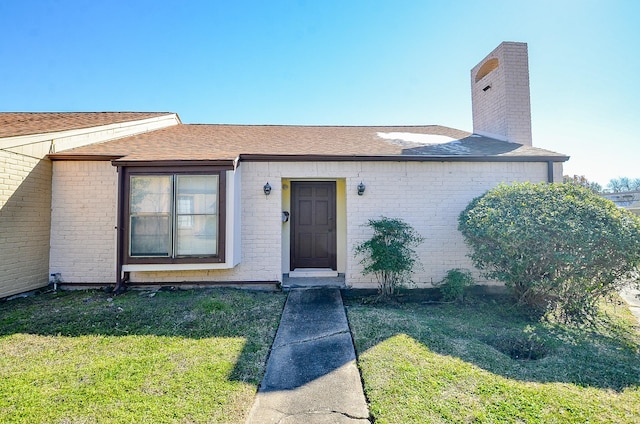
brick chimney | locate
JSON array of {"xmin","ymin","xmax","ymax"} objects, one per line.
[{"xmin": 471, "ymin": 42, "xmax": 532, "ymax": 146}]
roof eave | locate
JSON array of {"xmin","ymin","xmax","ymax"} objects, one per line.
[
  {"xmin": 111, "ymin": 159, "xmax": 237, "ymax": 168},
  {"xmin": 47, "ymin": 153, "xmax": 570, "ymax": 164},
  {"xmin": 238, "ymin": 153, "xmax": 570, "ymax": 163},
  {"xmin": 48, "ymin": 154, "xmax": 124, "ymax": 161}
]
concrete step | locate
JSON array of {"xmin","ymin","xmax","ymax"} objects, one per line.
[
  {"xmin": 283, "ymin": 276, "xmax": 346, "ymax": 290},
  {"xmin": 288, "ymin": 268, "xmax": 338, "ymax": 278}
]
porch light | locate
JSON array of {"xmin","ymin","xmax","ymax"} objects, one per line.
[
  {"xmin": 357, "ymin": 181, "xmax": 366, "ymax": 196},
  {"xmin": 263, "ymin": 182, "xmax": 272, "ymax": 195}
]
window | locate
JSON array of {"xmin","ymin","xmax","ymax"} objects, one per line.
[{"xmin": 122, "ymin": 167, "xmax": 226, "ymax": 264}]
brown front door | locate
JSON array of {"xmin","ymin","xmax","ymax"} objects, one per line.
[{"xmin": 291, "ymin": 181, "xmax": 337, "ymax": 270}]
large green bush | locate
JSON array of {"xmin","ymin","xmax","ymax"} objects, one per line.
[
  {"xmin": 458, "ymin": 182, "xmax": 640, "ymax": 322},
  {"xmin": 355, "ymin": 217, "xmax": 423, "ymax": 297}
]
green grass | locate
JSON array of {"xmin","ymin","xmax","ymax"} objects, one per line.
[
  {"xmin": 345, "ymin": 293, "xmax": 640, "ymax": 423},
  {"xmin": 0, "ymin": 288, "xmax": 286, "ymax": 423}
]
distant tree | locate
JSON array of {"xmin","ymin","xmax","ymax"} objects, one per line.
[
  {"xmin": 608, "ymin": 178, "xmax": 624, "ymax": 192},
  {"xmin": 620, "ymin": 177, "xmax": 630, "ymax": 191},
  {"xmin": 563, "ymin": 174, "xmax": 602, "ymax": 193},
  {"xmin": 607, "ymin": 177, "xmax": 640, "ymax": 192}
]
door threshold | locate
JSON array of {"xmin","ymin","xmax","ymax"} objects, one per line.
[{"xmin": 289, "ymin": 268, "xmax": 338, "ymax": 278}]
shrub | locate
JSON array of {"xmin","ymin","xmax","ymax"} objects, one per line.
[
  {"xmin": 354, "ymin": 217, "xmax": 424, "ymax": 297},
  {"xmin": 458, "ymin": 182, "xmax": 640, "ymax": 322},
  {"xmin": 436, "ymin": 268, "xmax": 474, "ymax": 302}
]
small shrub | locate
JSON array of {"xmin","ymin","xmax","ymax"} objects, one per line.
[
  {"xmin": 458, "ymin": 182, "xmax": 640, "ymax": 323},
  {"xmin": 436, "ymin": 268, "xmax": 474, "ymax": 302},
  {"xmin": 354, "ymin": 217, "xmax": 424, "ymax": 298}
]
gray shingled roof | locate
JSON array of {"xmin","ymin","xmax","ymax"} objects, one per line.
[{"xmin": 402, "ymin": 134, "xmax": 561, "ymax": 157}]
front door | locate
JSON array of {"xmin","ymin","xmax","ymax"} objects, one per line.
[{"xmin": 290, "ymin": 181, "xmax": 337, "ymax": 270}]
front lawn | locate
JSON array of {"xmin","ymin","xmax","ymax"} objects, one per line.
[
  {"xmin": 0, "ymin": 288, "xmax": 285, "ymax": 423},
  {"xmin": 345, "ymin": 292, "xmax": 640, "ymax": 423}
]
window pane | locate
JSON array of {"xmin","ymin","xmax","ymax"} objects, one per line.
[
  {"xmin": 130, "ymin": 215, "xmax": 171, "ymax": 256},
  {"xmin": 130, "ymin": 175, "xmax": 172, "ymax": 257},
  {"xmin": 176, "ymin": 215, "xmax": 218, "ymax": 256},
  {"xmin": 130, "ymin": 176, "xmax": 171, "ymax": 214},
  {"xmin": 176, "ymin": 175, "xmax": 218, "ymax": 257},
  {"xmin": 177, "ymin": 175, "xmax": 218, "ymax": 214}
]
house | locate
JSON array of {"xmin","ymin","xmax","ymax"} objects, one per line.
[
  {"xmin": 1, "ymin": 42, "xmax": 569, "ymax": 295},
  {"xmin": 602, "ymin": 191, "xmax": 640, "ymax": 215}
]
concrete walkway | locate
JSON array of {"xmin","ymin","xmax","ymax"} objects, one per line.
[
  {"xmin": 620, "ymin": 287, "xmax": 640, "ymax": 324},
  {"xmin": 246, "ymin": 288, "xmax": 370, "ymax": 423}
]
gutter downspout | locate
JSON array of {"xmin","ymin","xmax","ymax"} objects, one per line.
[{"xmin": 114, "ymin": 166, "xmax": 126, "ymax": 294}]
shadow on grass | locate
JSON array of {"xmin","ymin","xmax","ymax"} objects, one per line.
[
  {"xmin": 344, "ymin": 288, "xmax": 640, "ymax": 392},
  {"xmin": 0, "ymin": 288, "xmax": 287, "ymax": 384}
]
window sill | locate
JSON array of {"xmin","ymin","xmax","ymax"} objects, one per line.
[{"xmin": 122, "ymin": 262, "xmax": 236, "ymax": 272}]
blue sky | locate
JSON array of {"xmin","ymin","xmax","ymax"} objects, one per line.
[{"xmin": 1, "ymin": 0, "xmax": 638, "ymax": 186}]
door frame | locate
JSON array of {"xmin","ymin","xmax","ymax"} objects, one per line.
[{"xmin": 289, "ymin": 181, "xmax": 337, "ymax": 270}]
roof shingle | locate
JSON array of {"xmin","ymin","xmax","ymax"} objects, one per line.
[
  {"xmin": 0, "ymin": 112, "xmax": 174, "ymax": 138},
  {"xmin": 51, "ymin": 123, "xmax": 568, "ymax": 162}
]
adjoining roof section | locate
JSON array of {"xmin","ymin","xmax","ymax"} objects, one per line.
[
  {"xmin": 50, "ymin": 123, "xmax": 568, "ymax": 163},
  {"xmin": 0, "ymin": 112, "xmax": 176, "ymax": 138},
  {"xmin": 2, "ymin": 112, "xmax": 181, "ymax": 159}
]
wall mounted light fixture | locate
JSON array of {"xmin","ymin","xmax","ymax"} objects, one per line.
[
  {"xmin": 357, "ymin": 181, "xmax": 366, "ymax": 196},
  {"xmin": 263, "ymin": 182, "xmax": 272, "ymax": 195}
]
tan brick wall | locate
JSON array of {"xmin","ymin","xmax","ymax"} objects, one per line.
[
  {"xmin": 49, "ymin": 161, "xmax": 118, "ymax": 284},
  {"xmin": 0, "ymin": 151, "xmax": 52, "ymax": 297},
  {"xmin": 127, "ymin": 160, "xmax": 555, "ymax": 287},
  {"xmin": 1, "ymin": 115, "xmax": 179, "ymax": 295},
  {"xmin": 130, "ymin": 165, "xmax": 283, "ymax": 284},
  {"xmin": 345, "ymin": 161, "xmax": 548, "ymax": 287}
]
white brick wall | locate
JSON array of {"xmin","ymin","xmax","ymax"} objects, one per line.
[
  {"xmin": 1, "ymin": 114, "xmax": 179, "ymax": 296},
  {"xmin": 51, "ymin": 159, "xmax": 556, "ymax": 288},
  {"xmin": 471, "ymin": 42, "xmax": 533, "ymax": 146},
  {"xmin": 0, "ymin": 151, "xmax": 52, "ymax": 297},
  {"xmin": 49, "ymin": 161, "xmax": 118, "ymax": 283},
  {"xmin": 130, "ymin": 164, "xmax": 283, "ymax": 284},
  {"xmin": 345, "ymin": 161, "xmax": 548, "ymax": 287}
]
